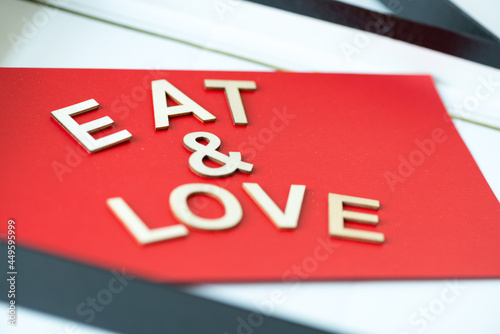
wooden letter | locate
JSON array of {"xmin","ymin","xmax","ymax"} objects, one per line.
[
  {"xmin": 204, "ymin": 79, "xmax": 256, "ymax": 125},
  {"xmin": 242, "ymin": 183, "xmax": 305, "ymax": 229},
  {"xmin": 107, "ymin": 197, "xmax": 189, "ymax": 245},
  {"xmin": 51, "ymin": 99, "xmax": 132, "ymax": 153},
  {"xmin": 170, "ymin": 183, "xmax": 242, "ymax": 230},
  {"xmin": 152, "ymin": 79, "xmax": 216, "ymax": 130},
  {"xmin": 328, "ymin": 193, "xmax": 384, "ymax": 244}
]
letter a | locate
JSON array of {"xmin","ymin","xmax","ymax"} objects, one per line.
[{"xmin": 151, "ymin": 79, "xmax": 216, "ymax": 130}]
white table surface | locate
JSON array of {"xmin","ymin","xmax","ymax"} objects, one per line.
[{"xmin": 1, "ymin": 1, "xmax": 500, "ymax": 333}]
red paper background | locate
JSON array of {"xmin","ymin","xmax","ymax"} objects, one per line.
[{"xmin": 1, "ymin": 68, "xmax": 499, "ymax": 282}]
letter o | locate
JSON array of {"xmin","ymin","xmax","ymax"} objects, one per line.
[
  {"xmin": 463, "ymin": 96, "xmax": 479, "ymax": 111},
  {"xmin": 409, "ymin": 150, "xmax": 425, "ymax": 166},
  {"xmin": 258, "ymin": 128, "xmax": 275, "ymax": 144},
  {"xmin": 170, "ymin": 183, "xmax": 242, "ymax": 230},
  {"xmin": 429, "ymin": 299, "xmax": 445, "ymax": 315},
  {"xmin": 131, "ymin": 86, "xmax": 146, "ymax": 101},
  {"xmin": 302, "ymin": 257, "xmax": 318, "ymax": 273},
  {"xmin": 97, "ymin": 289, "xmax": 113, "ymax": 305},
  {"xmin": 33, "ymin": 11, "xmax": 50, "ymax": 27},
  {"xmin": 354, "ymin": 32, "xmax": 370, "ymax": 48},
  {"xmin": 247, "ymin": 312, "xmax": 264, "ymax": 327}
]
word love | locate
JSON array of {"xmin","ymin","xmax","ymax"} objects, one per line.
[
  {"xmin": 50, "ymin": 79, "xmax": 256, "ymax": 153},
  {"xmin": 184, "ymin": 132, "xmax": 253, "ymax": 178},
  {"xmin": 107, "ymin": 184, "xmax": 385, "ymax": 245}
]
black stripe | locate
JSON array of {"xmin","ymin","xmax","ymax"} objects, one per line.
[
  {"xmin": 1, "ymin": 242, "xmax": 340, "ymax": 334},
  {"xmin": 245, "ymin": 0, "xmax": 500, "ymax": 69}
]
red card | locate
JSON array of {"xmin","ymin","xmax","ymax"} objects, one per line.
[{"xmin": 1, "ymin": 68, "xmax": 499, "ymax": 282}]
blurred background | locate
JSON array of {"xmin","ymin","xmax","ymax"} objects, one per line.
[{"xmin": 1, "ymin": 0, "xmax": 500, "ymax": 333}]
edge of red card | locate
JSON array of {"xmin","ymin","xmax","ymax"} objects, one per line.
[{"xmin": 1, "ymin": 68, "xmax": 499, "ymax": 282}]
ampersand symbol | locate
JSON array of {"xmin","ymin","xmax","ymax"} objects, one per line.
[{"xmin": 183, "ymin": 131, "xmax": 253, "ymax": 178}]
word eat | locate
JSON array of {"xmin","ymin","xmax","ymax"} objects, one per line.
[{"xmin": 51, "ymin": 79, "xmax": 256, "ymax": 153}]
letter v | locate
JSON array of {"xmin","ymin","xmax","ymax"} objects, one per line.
[{"xmin": 242, "ymin": 183, "xmax": 306, "ymax": 229}]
